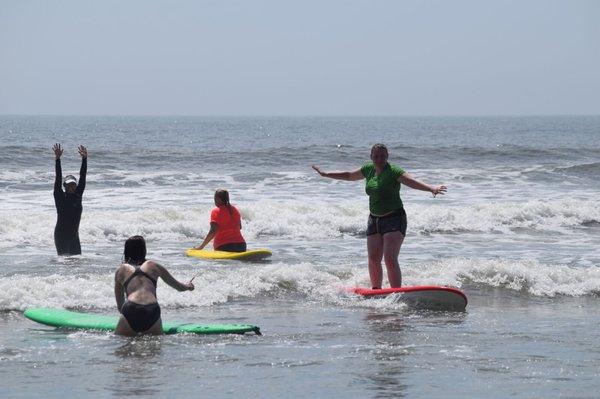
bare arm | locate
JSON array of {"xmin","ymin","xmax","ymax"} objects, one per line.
[
  {"xmin": 399, "ymin": 172, "xmax": 447, "ymax": 197},
  {"xmin": 114, "ymin": 268, "xmax": 126, "ymax": 312},
  {"xmin": 194, "ymin": 222, "xmax": 218, "ymax": 250},
  {"xmin": 153, "ymin": 262, "xmax": 195, "ymax": 292},
  {"xmin": 312, "ymin": 165, "xmax": 364, "ymax": 181}
]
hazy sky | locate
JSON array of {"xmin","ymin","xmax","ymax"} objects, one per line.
[{"xmin": 1, "ymin": 0, "xmax": 599, "ymax": 115}]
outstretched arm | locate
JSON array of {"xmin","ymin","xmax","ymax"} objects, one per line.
[
  {"xmin": 194, "ymin": 223, "xmax": 218, "ymax": 250},
  {"xmin": 76, "ymin": 145, "xmax": 87, "ymax": 195},
  {"xmin": 312, "ymin": 165, "xmax": 364, "ymax": 181},
  {"xmin": 154, "ymin": 262, "xmax": 195, "ymax": 292},
  {"xmin": 52, "ymin": 143, "xmax": 64, "ymax": 200},
  {"xmin": 399, "ymin": 172, "xmax": 447, "ymax": 197}
]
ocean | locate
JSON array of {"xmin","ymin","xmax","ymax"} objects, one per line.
[{"xmin": 1, "ymin": 115, "xmax": 599, "ymax": 398}]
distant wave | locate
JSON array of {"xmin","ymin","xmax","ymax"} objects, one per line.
[
  {"xmin": 1, "ymin": 142, "xmax": 598, "ymax": 175},
  {"xmin": 554, "ymin": 162, "xmax": 600, "ymax": 178}
]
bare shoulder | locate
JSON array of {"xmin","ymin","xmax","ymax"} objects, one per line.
[
  {"xmin": 143, "ymin": 260, "xmax": 163, "ymax": 276},
  {"xmin": 143, "ymin": 260, "xmax": 159, "ymax": 269},
  {"xmin": 114, "ymin": 264, "xmax": 129, "ymax": 281}
]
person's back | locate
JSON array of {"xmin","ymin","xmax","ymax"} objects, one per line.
[
  {"xmin": 194, "ymin": 189, "xmax": 247, "ymax": 252},
  {"xmin": 212, "ymin": 204, "xmax": 245, "ymax": 250},
  {"xmin": 114, "ymin": 236, "xmax": 194, "ymax": 336},
  {"xmin": 117, "ymin": 261, "xmax": 159, "ymax": 305}
]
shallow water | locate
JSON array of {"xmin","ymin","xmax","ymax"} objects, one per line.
[{"xmin": 1, "ymin": 116, "xmax": 599, "ymax": 397}]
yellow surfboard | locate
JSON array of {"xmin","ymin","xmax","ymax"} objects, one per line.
[{"xmin": 185, "ymin": 248, "xmax": 272, "ymax": 261}]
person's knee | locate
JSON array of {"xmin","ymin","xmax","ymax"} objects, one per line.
[
  {"xmin": 383, "ymin": 253, "xmax": 399, "ymax": 266},
  {"xmin": 368, "ymin": 253, "xmax": 383, "ymax": 263}
]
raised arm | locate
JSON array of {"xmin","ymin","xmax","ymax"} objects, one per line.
[
  {"xmin": 76, "ymin": 145, "xmax": 87, "ymax": 195},
  {"xmin": 114, "ymin": 267, "xmax": 126, "ymax": 312},
  {"xmin": 312, "ymin": 165, "xmax": 364, "ymax": 181},
  {"xmin": 52, "ymin": 143, "xmax": 64, "ymax": 200},
  {"xmin": 153, "ymin": 262, "xmax": 195, "ymax": 292},
  {"xmin": 399, "ymin": 172, "xmax": 447, "ymax": 197},
  {"xmin": 194, "ymin": 223, "xmax": 218, "ymax": 250}
]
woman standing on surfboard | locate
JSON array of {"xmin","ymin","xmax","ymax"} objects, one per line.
[
  {"xmin": 313, "ymin": 143, "xmax": 446, "ymax": 289},
  {"xmin": 114, "ymin": 235, "xmax": 195, "ymax": 336},
  {"xmin": 52, "ymin": 143, "xmax": 87, "ymax": 256},
  {"xmin": 193, "ymin": 189, "xmax": 247, "ymax": 252}
]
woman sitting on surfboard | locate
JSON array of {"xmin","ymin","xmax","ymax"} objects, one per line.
[
  {"xmin": 193, "ymin": 189, "xmax": 247, "ymax": 252},
  {"xmin": 313, "ymin": 143, "xmax": 446, "ymax": 289},
  {"xmin": 114, "ymin": 235, "xmax": 195, "ymax": 336}
]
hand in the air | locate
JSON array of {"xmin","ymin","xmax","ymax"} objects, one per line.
[
  {"xmin": 78, "ymin": 145, "xmax": 88, "ymax": 158},
  {"xmin": 52, "ymin": 143, "xmax": 63, "ymax": 159}
]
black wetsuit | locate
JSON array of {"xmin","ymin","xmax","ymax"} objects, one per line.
[{"xmin": 53, "ymin": 158, "xmax": 86, "ymax": 255}]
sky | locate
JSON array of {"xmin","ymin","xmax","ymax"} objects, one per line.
[{"xmin": 0, "ymin": 0, "xmax": 599, "ymax": 116}]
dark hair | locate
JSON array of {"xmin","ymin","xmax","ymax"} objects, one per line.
[
  {"xmin": 215, "ymin": 188, "xmax": 233, "ymax": 215},
  {"xmin": 124, "ymin": 235, "xmax": 146, "ymax": 265},
  {"xmin": 215, "ymin": 189, "xmax": 233, "ymax": 215},
  {"xmin": 370, "ymin": 143, "xmax": 388, "ymax": 157}
]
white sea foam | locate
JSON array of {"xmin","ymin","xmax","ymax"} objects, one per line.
[
  {"xmin": 408, "ymin": 199, "xmax": 600, "ymax": 234},
  {"xmin": 2, "ymin": 258, "xmax": 599, "ymax": 312},
  {"xmin": 0, "ymin": 263, "xmax": 346, "ymax": 311},
  {"xmin": 406, "ymin": 258, "xmax": 600, "ymax": 297},
  {"xmin": 0, "ymin": 198, "xmax": 597, "ymax": 249}
]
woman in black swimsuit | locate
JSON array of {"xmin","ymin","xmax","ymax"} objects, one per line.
[{"xmin": 114, "ymin": 236, "xmax": 195, "ymax": 336}]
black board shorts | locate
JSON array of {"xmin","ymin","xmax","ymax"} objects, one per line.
[
  {"xmin": 366, "ymin": 208, "xmax": 407, "ymax": 236},
  {"xmin": 216, "ymin": 242, "xmax": 247, "ymax": 252}
]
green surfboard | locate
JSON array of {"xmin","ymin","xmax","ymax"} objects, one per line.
[{"xmin": 24, "ymin": 308, "xmax": 261, "ymax": 335}]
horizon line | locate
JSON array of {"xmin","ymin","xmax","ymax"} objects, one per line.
[{"xmin": 1, "ymin": 113, "xmax": 599, "ymax": 118}]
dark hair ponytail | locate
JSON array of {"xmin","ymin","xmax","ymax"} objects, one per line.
[
  {"xmin": 215, "ymin": 189, "xmax": 233, "ymax": 215},
  {"xmin": 124, "ymin": 235, "xmax": 147, "ymax": 265}
]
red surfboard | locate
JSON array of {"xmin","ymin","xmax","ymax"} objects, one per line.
[{"xmin": 347, "ymin": 286, "xmax": 467, "ymax": 311}]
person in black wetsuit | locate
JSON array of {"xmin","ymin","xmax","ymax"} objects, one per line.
[
  {"xmin": 52, "ymin": 143, "xmax": 87, "ymax": 255},
  {"xmin": 114, "ymin": 235, "xmax": 195, "ymax": 336}
]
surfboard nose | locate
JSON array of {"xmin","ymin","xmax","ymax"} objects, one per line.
[{"xmin": 346, "ymin": 286, "xmax": 468, "ymax": 311}]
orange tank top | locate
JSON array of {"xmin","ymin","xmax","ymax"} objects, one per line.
[{"xmin": 211, "ymin": 205, "xmax": 245, "ymax": 249}]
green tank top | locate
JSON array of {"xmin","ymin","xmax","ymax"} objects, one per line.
[{"xmin": 360, "ymin": 162, "xmax": 405, "ymax": 215}]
